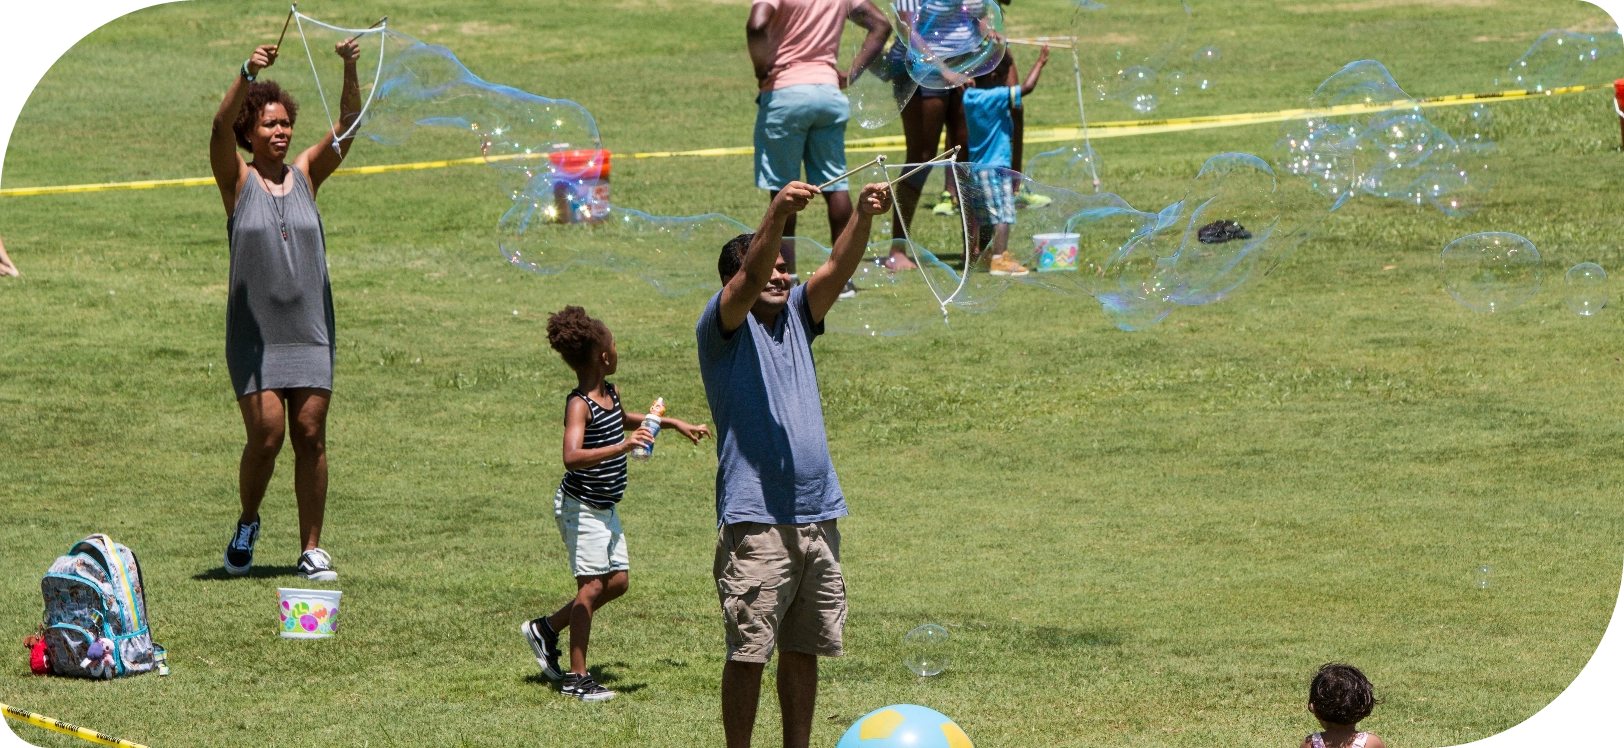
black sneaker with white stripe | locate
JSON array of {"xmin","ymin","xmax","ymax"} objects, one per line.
[
  {"xmin": 223, "ymin": 517, "xmax": 259, "ymax": 576},
  {"xmin": 522, "ymin": 617, "xmax": 564, "ymax": 681},
  {"xmin": 560, "ymin": 672, "xmax": 616, "ymax": 702},
  {"xmin": 296, "ymin": 548, "xmax": 337, "ymax": 582}
]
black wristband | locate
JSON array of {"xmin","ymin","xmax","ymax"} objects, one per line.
[{"xmin": 241, "ymin": 61, "xmax": 257, "ymax": 82}]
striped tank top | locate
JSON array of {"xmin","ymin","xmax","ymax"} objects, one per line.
[{"xmin": 560, "ymin": 383, "xmax": 628, "ymax": 508}]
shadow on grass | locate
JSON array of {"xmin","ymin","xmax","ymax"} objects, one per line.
[
  {"xmin": 191, "ymin": 565, "xmax": 299, "ymax": 580},
  {"xmin": 521, "ymin": 661, "xmax": 648, "ymax": 694}
]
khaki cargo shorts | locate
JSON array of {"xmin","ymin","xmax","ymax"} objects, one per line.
[{"xmin": 713, "ymin": 520, "xmax": 847, "ymax": 663}]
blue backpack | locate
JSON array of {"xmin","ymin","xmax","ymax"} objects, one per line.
[{"xmin": 40, "ymin": 534, "xmax": 166, "ymax": 679}]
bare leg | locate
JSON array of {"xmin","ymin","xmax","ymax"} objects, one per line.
[
  {"xmin": 286, "ymin": 388, "xmax": 330, "ymax": 552},
  {"xmin": 0, "ymin": 235, "xmax": 18, "ymax": 277},
  {"xmin": 824, "ymin": 191, "xmax": 853, "ymax": 248},
  {"xmin": 945, "ymin": 88, "xmax": 968, "ymax": 205},
  {"xmin": 889, "ymin": 93, "xmax": 949, "ymax": 269},
  {"xmin": 777, "ymin": 651, "xmax": 819, "ymax": 748},
  {"xmin": 546, "ymin": 571, "xmax": 628, "ymax": 674},
  {"xmin": 722, "ymin": 660, "xmax": 766, "ymax": 748},
  {"xmin": 236, "ymin": 390, "xmax": 287, "ymax": 526},
  {"xmin": 992, "ymin": 224, "xmax": 1012, "ymax": 257}
]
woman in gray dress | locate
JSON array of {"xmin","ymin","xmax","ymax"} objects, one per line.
[{"xmin": 210, "ymin": 40, "xmax": 359, "ymax": 582}]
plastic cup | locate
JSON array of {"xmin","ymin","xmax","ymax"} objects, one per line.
[{"xmin": 277, "ymin": 588, "xmax": 343, "ymax": 639}]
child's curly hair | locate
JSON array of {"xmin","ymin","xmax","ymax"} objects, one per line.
[
  {"xmin": 1309, "ymin": 663, "xmax": 1379, "ymax": 725},
  {"xmin": 233, "ymin": 81, "xmax": 300, "ymax": 151},
  {"xmin": 546, "ymin": 306, "xmax": 611, "ymax": 371}
]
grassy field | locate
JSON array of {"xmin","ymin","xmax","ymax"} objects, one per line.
[{"xmin": 3, "ymin": 0, "xmax": 1623, "ymax": 746}]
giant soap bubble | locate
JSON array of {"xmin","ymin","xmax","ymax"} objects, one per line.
[
  {"xmin": 1440, "ymin": 232, "xmax": 1541, "ymax": 313},
  {"xmin": 1071, "ymin": 0, "xmax": 1194, "ymax": 113},
  {"xmin": 905, "ymin": 0, "xmax": 1007, "ymax": 90},
  {"xmin": 1023, "ymin": 141, "xmax": 1102, "ymax": 195},
  {"xmin": 847, "ymin": 22, "xmax": 917, "ymax": 129},
  {"xmin": 502, "ymin": 208, "xmax": 749, "ymax": 296},
  {"xmin": 1277, "ymin": 60, "xmax": 1494, "ymax": 217},
  {"xmin": 1497, "ymin": 29, "xmax": 1624, "ymax": 92},
  {"xmin": 800, "ymin": 238, "xmax": 953, "ymax": 337}
]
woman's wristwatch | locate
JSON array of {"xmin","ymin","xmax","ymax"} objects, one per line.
[{"xmin": 241, "ymin": 61, "xmax": 257, "ymax": 82}]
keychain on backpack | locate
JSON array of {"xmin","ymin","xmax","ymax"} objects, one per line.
[{"xmin": 81, "ymin": 638, "xmax": 115, "ymax": 680}]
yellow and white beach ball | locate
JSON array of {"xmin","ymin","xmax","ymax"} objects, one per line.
[{"xmin": 835, "ymin": 704, "xmax": 972, "ymax": 748}]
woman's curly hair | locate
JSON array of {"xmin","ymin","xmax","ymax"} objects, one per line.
[
  {"xmin": 233, "ymin": 81, "xmax": 300, "ymax": 151},
  {"xmin": 1309, "ymin": 663, "xmax": 1379, "ymax": 725},
  {"xmin": 546, "ymin": 306, "xmax": 612, "ymax": 371}
]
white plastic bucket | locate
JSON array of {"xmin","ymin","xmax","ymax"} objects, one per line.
[
  {"xmin": 277, "ymin": 588, "xmax": 343, "ymax": 639},
  {"xmin": 1033, "ymin": 232, "xmax": 1080, "ymax": 272}
]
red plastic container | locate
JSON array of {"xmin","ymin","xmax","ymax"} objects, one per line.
[
  {"xmin": 1614, "ymin": 80, "xmax": 1624, "ymax": 149},
  {"xmin": 547, "ymin": 149, "xmax": 611, "ymax": 224}
]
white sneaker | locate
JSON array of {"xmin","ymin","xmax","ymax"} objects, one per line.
[{"xmin": 296, "ymin": 549, "xmax": 338, "ymax": 582}]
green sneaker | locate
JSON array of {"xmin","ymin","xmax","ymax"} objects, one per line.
[
  {"xmin": 1016, "ymin": 190, "xmax": 1052, "ymax": 208},
  {"xmin": 931, "ymin": 191, "xmax": 957, "ymax": 216}
]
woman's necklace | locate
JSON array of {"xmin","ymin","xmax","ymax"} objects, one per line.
[{"xmin": 256, "ymin": 164, "xmax": 291, "ymax": 243}]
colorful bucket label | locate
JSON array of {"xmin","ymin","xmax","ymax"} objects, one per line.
[
  {"xmin": 280, "ymin": 598, "xmax": 340, "ymax": 636},
  {"xmin": 1034, "ymin": 233, "xmax": 1080, "ymax": 272}
]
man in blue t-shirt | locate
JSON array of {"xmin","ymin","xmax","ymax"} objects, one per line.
[
  {"xmin": 962, "ymin": 44, "xmax": 1048, "ymax": 276},
  {"xmin": 696, "ymin": 177, "xmax": 891, "ymax": 748}
]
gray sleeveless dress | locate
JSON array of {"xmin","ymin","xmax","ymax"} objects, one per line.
[{"xmin": 225, "ymin": 166, "xmax": 336, "ymax": 397}]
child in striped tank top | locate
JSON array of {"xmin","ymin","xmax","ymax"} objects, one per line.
[{"xmin": 521, "ymin": 306, "xmax": 709, "ymax": 702}]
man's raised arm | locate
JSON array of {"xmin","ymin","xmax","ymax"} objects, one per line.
[
  {"xmin": 805, "ymin": 182, "xmax": 893, "ymax": 323},
  {"xmin": 718, "ymin": 181, "xmax": 818, "ymax": 334}
]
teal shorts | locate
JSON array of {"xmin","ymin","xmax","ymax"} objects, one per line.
[{"xmin": 754, "ymin": 84, "xmax": 850, "ymax": 192}]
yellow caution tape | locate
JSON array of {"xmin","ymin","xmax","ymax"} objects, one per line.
[
  {"xmin": 0, "ymin": 84, "xmax": 1601, "ymax": 198},
  {"xmin": 2, "ymin": 702, "xmax": 150, "ymax": 748}
]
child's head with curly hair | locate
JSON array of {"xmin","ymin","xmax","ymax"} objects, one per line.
[
  {"xmin": 1309, "ymin": 663, "xmax": 1378, "ymax": 726},
  {"xmin": 547, "ymin": 306, "xmax": 615, "ymax": 373}
]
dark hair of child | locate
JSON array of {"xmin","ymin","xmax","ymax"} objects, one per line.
[
  {"xmin": 232, "ymin": 81, "xmax": 300, "ymax": 151},
  {"xmin": 718, "ymin": 233, "xmax": 755, "ymax": 282},
  {"xmin": 1309, "ymin": 663, "xmax": 1378, "ymax": 725},
  {"xmin": 972, "ymin": 50, "xmax": 1013, "ymax": 88},
  {"xmin": 546, "ymin": 306, "xmax": 612, "ymax": 371}
]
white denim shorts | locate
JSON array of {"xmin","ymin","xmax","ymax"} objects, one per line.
[{"xmin": 554, "ymin": 488, "xmax": 629, "ymax": 578}]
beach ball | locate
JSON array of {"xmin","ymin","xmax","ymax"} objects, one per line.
[{"xmin": 835, "ymin": 705, "xmax": 971, "ymax": 748}]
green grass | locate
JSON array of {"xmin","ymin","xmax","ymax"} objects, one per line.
[{"xmin": 3, "ymin": 0, "xmax": 1623, "ymax": 746}]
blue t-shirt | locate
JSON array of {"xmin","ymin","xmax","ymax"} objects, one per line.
[
  {"xmin": 696, "ymin": 284, "xmax": 847, "ymax": 526},
  {"xmin": 962, "ymin": 85, "xmax": 1021, "ymax": 167}
]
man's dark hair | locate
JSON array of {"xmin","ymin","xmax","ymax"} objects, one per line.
[
  {"xmin": 233, "ymin": 81, "xmax": 300, "ymax": 151},
  {"xmin": 718, "ymin": 233, "xmax": 755, "ymax": 283},
  {"xmin": 1309, "ymin": 663, "xmax": 1378, "ymax": 725},
  {"xmin": 546, "ymin": 305, "xmax": 612, "ymax": 371}
]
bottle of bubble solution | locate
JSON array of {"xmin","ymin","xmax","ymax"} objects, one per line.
[{"xmin": 631, "ymin": 398, "xmax": 665, "ymax": 461}]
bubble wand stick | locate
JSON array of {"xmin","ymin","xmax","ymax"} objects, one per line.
[
  {"xmin": 887, "ymin": 145, "xmax": 960, "ymax": 187},
  {"xmin": 817, "ymin": 155, "xmax": 887, "ymax": 191},
  {"xmin": 274, "ymin": 4, "xmax": 297, "ymax": 52}
]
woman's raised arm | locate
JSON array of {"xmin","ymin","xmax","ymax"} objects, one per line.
[
  {"xmin": 212, "ymin": 45, "xmax": 277, "ymax": 216},
  {"xmin": 299, "ymin": 38, "xmax": 362, "ymax": 193}
]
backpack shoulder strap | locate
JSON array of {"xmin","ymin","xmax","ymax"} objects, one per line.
[{"xmin": 73, "ymin": 534, "xmax": 141, "ymax": 632}]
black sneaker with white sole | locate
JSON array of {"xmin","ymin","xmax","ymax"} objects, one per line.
[
  {"xmin": 522, "ymin": 617, "xmax": 564, "ymax": 681},
  {"xmin": 223, "ymin": 518, "xmax": 260, "ymax": 576},
  {"xmin": 296, "ymin": 548, "xmax": 338, "ymax": 582},
  {"xmin": 838, "ymin": 280, "xmax": 857, "ymax": 300},
  {"xmin": 560, "ymin": 673, "xmax": 616, "ymax": 702}
]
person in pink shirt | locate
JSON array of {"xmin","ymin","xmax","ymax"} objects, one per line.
[{"xmin": 747, "ymin": 0, "xmax": 891, "ymax": 278}]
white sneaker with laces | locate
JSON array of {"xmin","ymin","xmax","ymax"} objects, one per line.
[{"xmin": 296, "ymin": 548, "xmax": 338, "ymax": 582}]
